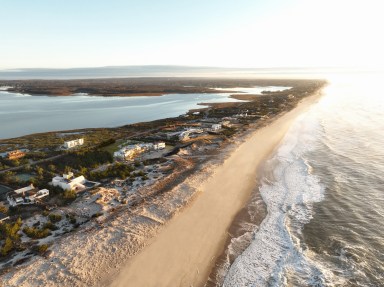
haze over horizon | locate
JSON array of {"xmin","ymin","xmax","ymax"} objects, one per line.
[{"xmin": 2, "ymin": 0, "xmax": 383, "ymax": 70}]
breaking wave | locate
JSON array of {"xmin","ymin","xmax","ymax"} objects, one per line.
[{"xmin": 223, "ymin": 104, "xmax": 329, "ymax": 286}]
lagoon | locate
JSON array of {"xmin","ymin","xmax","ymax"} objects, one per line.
[{"xmin": 0, "ymin": 86, "xmax": 288, "ymax": 139}]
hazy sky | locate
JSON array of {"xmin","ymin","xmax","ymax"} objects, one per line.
[{"xmin": 1, "ymin": 0, "xmax": 383, "ymax": 69}]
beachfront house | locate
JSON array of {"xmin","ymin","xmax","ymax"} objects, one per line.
[
  {"xmin": 179, "ymin": 128, "xmax": 204, "ymax": 141},
  {"xmin": 6, "ymin": 184, "xmax": 49, "ymax": 207},
  {"xmin": 51, "ymin": 172, "xmax": 99, "ymax": 192},
  {"xmin": 114, "ymin": 142, "xmax": 165, "ymax": 160},
  {"xmin": 63, "ymin": 138, "xmax": 84, "ymax": 149},
  {"xmin": 7, "ymin": 150, "xmax": 26, "ymax": 160}
]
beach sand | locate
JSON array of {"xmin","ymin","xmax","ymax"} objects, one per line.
[{"xmin": 107, "ymin": 93, "xmax": 322, "ymax": 287}]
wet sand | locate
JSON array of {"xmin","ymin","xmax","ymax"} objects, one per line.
[{"xmin": 107, "ymin": 92, "xmax": 322, "ymax": 287}]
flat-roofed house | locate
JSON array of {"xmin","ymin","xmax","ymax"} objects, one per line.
[
  {"xmin": 211, "ymin": 124, "xmax": 222, "ymax": 131},
  {"xmin": 113, "ymin": 145, "xmax": 143, "ymax": 160},
  {"xmin": 52, "ymin": 173, "xmax": 86, "ymax": 191},
  {"xmin": 63, "ymin": 138, "xmax": 84, "ymax": 149},
  {"xmin": 6, "ymin": 184, "xmax": 49, "ymax": 207},
  {"xmin": 51, "ymin": 172, "xmax": 99, "ymax": 192},
  {"xmin": 154, "ymin": 142, "xmax": 166, "ymax": 150}
]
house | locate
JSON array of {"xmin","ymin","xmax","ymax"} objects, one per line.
[
  {"xmin": 52, "ymin": 172, "xmax": 86, "ymax": 191},
  {"xmin": 137, "ymin": 143, "xmax": 154, "ymax": 151},
  {"xmin": 0, "ymin": 212, "xmax": 9, "ymax": 223},
  {"xmin": 6, "ymin": 184, "xmax": 49, "ymax": 207},
  {"xmin": 166, "ymin": 131, "xmax": 182, "ymax": 140},
  {"xmin": 179, "ymin": 128, "xmax": 204, "ymax": 141},
  {"xmin": 221, "ymin": 120, "xmax": 231, "ymax": 127},
  {"xmin": 114, "ymin": 142, "xmax": 164, "ymax": 160},
  {"xmin": 63, "ymin": 138, "xmax": 84, "ymax": 149},
  {"xmin": 114, "ymin": 145, "xmax": 143, "ymax": 160},
  {"xmin": 153, "ymin": 142, "xmax": 166, "ymax": 150},
  {"xmin": 51, "ymin": 172, "xmax": 99, "ymax": 192},
  {"xmin": 7, "ymin": 150, "xmax": 26, "ymax": 160},
  {"xmin": 211, "ymin": 124, "xmax": 222, "ymax": 131}
]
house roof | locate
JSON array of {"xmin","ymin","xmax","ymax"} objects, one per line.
[
  {"xmin": 7, "ymin": 189, "xmax": 38, "ymax": 200},
  {"xmin": 14, "ymin": 184, "xmax": 35, "ymax": 194}
]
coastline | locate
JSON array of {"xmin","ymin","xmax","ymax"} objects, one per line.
[
  {"xmin": 0, "ymin": 80, "xmax": 325, "ymax": 287},
  {"xmin": 106, "ymin": 92, "xmax": 322, "ymax": 287},
  {"xmin": 0, "ymin": 78, "xmax": 302, "ymax": 98}
]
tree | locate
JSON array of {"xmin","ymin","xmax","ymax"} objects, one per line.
[
  {"xmin": 64, "ymin": 166, "xmax": 72, "ymax": 174},
  {"xmin": 24, "ymin": 164, "xmax": 32, "ymax": 172},
  {"xmin": 48, "ymin": 164, "xmax": 56, "ymax": 172},
  {"xmin": 3, "ymin": 171, "xmax": 15, "ymax": 182},
  {"xmin": 63, "ymin": 189, "xmax": 76, "ymax": 200},
  {"xmin": 79, "ymin": 166, "xmax": 88, "ymax": 175},
  {"xmin": 1, "ymin": 237, "xmax": 13, "ymax": 256},
  {"xmin": 0, "ymin": 204, "xmax": 7, "ymax": 214},
  {"xmin": 36, "ymin": 166, "xmax": 44, "ymax": 178}
]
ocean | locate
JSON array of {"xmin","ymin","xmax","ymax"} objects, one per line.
[{"xmin": 222, "ymin": 74, "xmax": 384, "ymax": 286}]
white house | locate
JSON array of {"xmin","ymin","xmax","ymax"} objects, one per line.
[
  {"xmin": 35, "ymin": 189, "xmax": 50, "ymax": 199},
  {"xmin": 114, "ymin": 142, "xmax": 165, "ymax": 160},
  {"xmin": 211, "ymin": 124, "xmax": 222, "ymax": 131},
  {"xmin": 113, "ymin": 145, "xmax": 143, "ymax": 160},
  {"xmin": 6, "ymin": 184, "xmax": 49, "ymax": 207},
  {"xmin": 63, "ymin": 138, "xmax": 84, "ymax": 149},
  {"xmin": 52, "ymin": 173, "xmax": 86, "ymax": 191},
  {"xmin": 52, "ymin": 172, "xmax": 99, "ymax": 192},
  {"xmin": 179, "ymin": 128, "xmax": 204, "ymax": 141},
  {"xmin": 153, "ymin": 142, "xmax": 166, "ymax": 150}
]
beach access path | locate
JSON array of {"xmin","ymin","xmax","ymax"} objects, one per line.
[{"xmin": 106, "ymin": 93, "xmax": 322, "ymax": 287}]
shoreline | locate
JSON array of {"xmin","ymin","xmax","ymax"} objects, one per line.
[
  {"xmin": 106, "ymin": 92, "xmax": 323, "ymax": 287},
  {"xmin": 0, "ymin": 80, "xmax": 325, "ymax": 287},
  {"xmin": 0, "ymin": 78, "xmax": 306, "ymax": 98}
]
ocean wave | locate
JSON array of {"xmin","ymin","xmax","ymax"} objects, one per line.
[{"xmin": 223, "ymin": 105, "xmax": 330, "ymax": 287}]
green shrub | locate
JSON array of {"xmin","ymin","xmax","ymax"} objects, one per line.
[
  {"xmin": 43, "ymin": 221, "xmax": 58, "ymax": 231},
  {"xmin": 63, "ymin": 189, "xmax": 76, "ymax": 200},
  {"xmin": 66, "ymin": 214, "xmax": 77, "ymax": 224},
  {"xmin": 37, "ymin": 244, "xmax": 49, "ymax": 254},
  {"xmin": 1, "ymin": 237, "xmax": 14, "ymax": 256},
  {"xmin": 48, "ymin": 213, "xmax": 62, "ymax": 223},
  {"xmin": 23, "ymin": 227, "xmax": 51, "ymax": 239}
]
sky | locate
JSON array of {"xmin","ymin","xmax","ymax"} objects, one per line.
[{"xmin": 1, "ymin": 0, "xmax": 383, "ymax": 69}]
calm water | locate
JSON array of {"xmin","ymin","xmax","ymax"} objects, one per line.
[
  {"xmin": 223, "ymin": 74, "xmax": 384, "ymax": 286},
  {"xmin": 0, "ymin": 91, "xmax": 235, "ymax": 139},
  {"xmin": 0, "ymin": 86, "xmax": 290, "ymax": 139}
]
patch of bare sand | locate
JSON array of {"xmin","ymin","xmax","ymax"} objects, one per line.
[{"xmin": 107, "ymin": 93, "xmax": 322, "ymax": 287}]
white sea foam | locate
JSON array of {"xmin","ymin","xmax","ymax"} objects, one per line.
[{"xmin": 223, "ymin": 104, "xmax": 329, "ymax": 287}]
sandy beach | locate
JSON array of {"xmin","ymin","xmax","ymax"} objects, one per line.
[{"xmin": 106, "ymin": 93, "xmax": 322, "ymax": 287}]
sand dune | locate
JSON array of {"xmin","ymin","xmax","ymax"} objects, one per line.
[{"xmin": 107, "ymin": 93, "xmax": 322, "ymax": 287}]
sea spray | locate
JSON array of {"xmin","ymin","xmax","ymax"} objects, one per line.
[{"xmin": 223, "ymin": 102, "xmax": 329, "ymax": 286}]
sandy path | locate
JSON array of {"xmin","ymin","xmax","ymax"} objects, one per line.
[{"xmin": 107, "ymin": 94, "xmax": 321, "ymax": 287}]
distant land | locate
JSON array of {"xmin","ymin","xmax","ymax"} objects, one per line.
[{"xmin": 0, "ymin": 65, "xmax": 359, "ymax": 80}]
